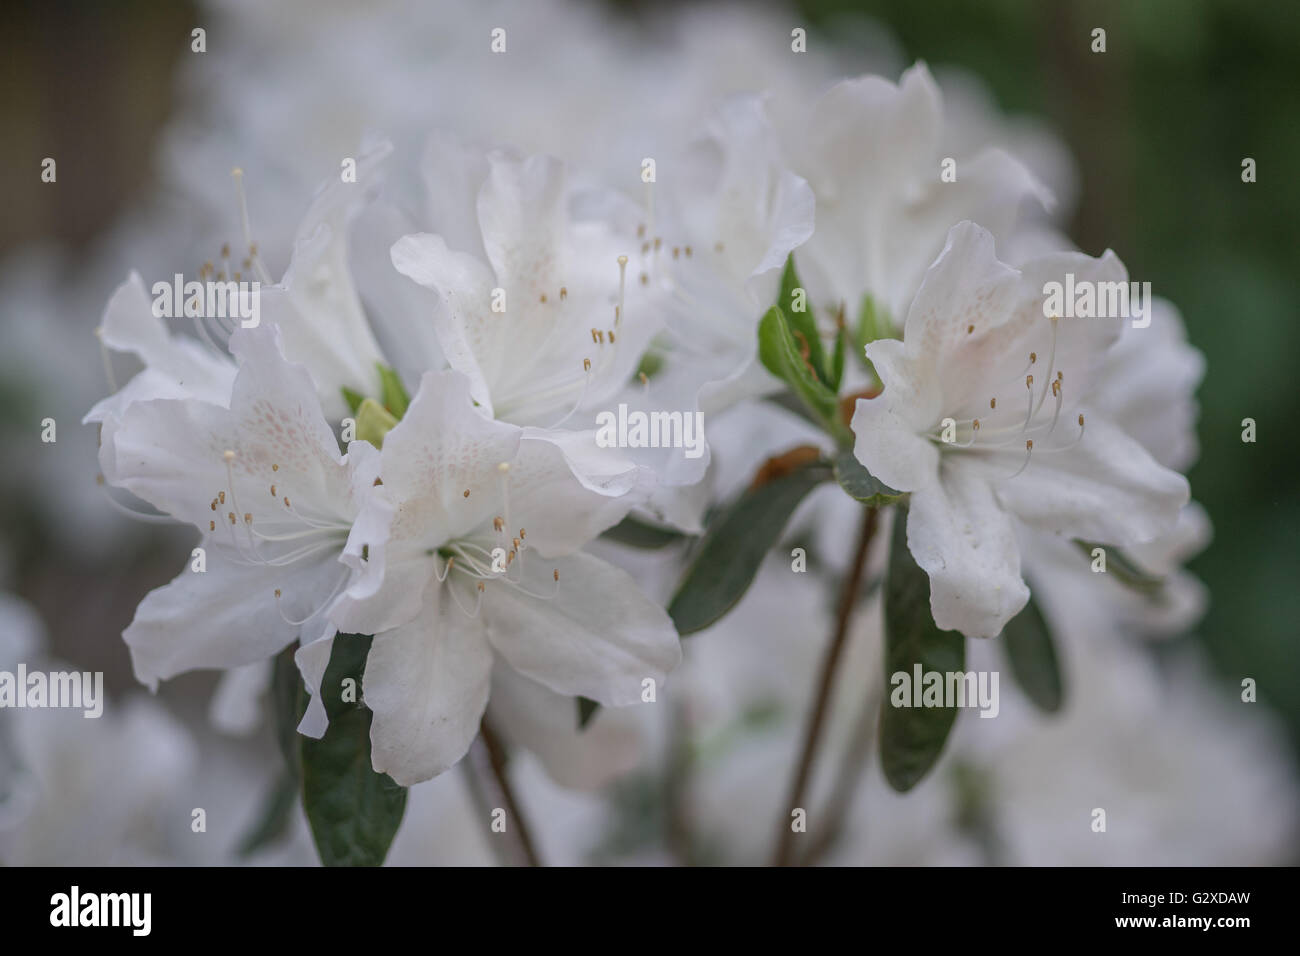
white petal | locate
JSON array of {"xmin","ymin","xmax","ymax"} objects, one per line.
[
  {"xmin": 482, "ymin": 552, "xmax": 681, "ymax": 706},
  {"xmin": 124, "ymin": 540, "xmax": 345, "ymax": 690},
  {"xmin": 390, "ymin": 232, "xmax": 500, "ymax": 413},
  {"xmin": 993, "ymin": 414, "xmax": 1189, "ymax": 545},
  {"xmin": 365, "ymin": 578, "xmax": 493, "ymax": 786},
  {"xmin": 486, "ymin": 664, "xmax": 643, "ymax": 791},
  {"xmin": 102, "ymin": 325, "xmax": 353, "ymax": 531},
  {"xmin": 266, "ymin": 143, "xmax": 392, "ymax": 419},
  {"xmin": 907, "ymin": 463, "xmax": 1029, "ymax": 638},
  {"xmin": 85, "ymin": 272, "xmax": 235, "ymax": 424}
]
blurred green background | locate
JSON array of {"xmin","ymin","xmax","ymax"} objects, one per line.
[{"xmin": 3, "ymin": 0, "xmax": 1297, "ymax": 759}]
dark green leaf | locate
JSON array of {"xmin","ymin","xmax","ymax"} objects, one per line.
[
  {"xmin": 669, "ymin": 465, "xmax": 828, "ymax": 634},
  {"xmin": 879, "ymin": 507, "xmax": 965, "ymax": 792},
  {"xmin": 778, "ymin": 254, "xmax": 831, "ymax": 386},
  {"xmin": 1074, "ymin": 540, "xmax": 1165, "ymax": 595},
  {"xmin": 832, "ymin": 450, "xmax": 902, "ymax": 507},
  {"xmin": 1000, "ymin": 594, "xmax": 1064, "ymax": 713},
  {"xmin": 301, "ymin": 634, "xmax": 408, "ymax": 867},
  {"xmin": 236, "ymin": 773, "xmax": 299, "ymax": 858},
  {"xmin": 600, "ymin": 516, "xmax": 687, "ymax": 549},
  {"xmin": 577, "ymin": 696, "xmax": 600, "ymax": 730},
  {"xmin": 758, "ymin": 305, "xmax": 848, "ymax": 443},
  {"xmin": 376, "ymin": 364, "xmax": 410, "ymax": 419}
]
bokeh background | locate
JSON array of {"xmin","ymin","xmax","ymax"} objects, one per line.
[{"xmin": 1, "ymin": 0, "xmax": 1297, "ymax": 863}]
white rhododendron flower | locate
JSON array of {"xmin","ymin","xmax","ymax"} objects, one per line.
[
  {"xmin": 852, "ymin": 222, "xmax": 1189, "ymax": 637},
  {"xmin": 784, "ymin": 63, "xmax": 1052, "ymax": 327},
  {"xmin": 295, "ymin": 370, "xmax": 681, "ymax": 784},
  {"xmin": 97, "ymin": 325, "xmax": 383, "ymax": 686}
]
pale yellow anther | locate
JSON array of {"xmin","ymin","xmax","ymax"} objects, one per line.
[
  {"xmin": 990, "ymin": 398, "xmax": 997, "ymax": 409},
  {"xmin": 219, "ymin": 491, "xmax": 226, "ymax": 504},
  {"xmin": 1026, "ymin": 375, "xmax": 1034, "ymax": 388},
  {"xmin": 477, "ymin": 581, "xmax": 486, "ymax": 593},
  {"xmin": 223, "ymin": 450, "xmax": 235, "ymax": 462},
  {"xmin": 553, "ymin": 568, "xmax": 560, "ymax": 582},
  {"xmin": 583, "ymin": 358, "xmax": 592, "ymax": 372}
]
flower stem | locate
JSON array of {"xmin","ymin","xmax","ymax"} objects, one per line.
[
  {"xmin": 772, "ymin": 505, "xmax": 879, "ymax": 866},
  {"xmin": 478, "ymin": 718, "xmax": 542, "ymax": 866}
]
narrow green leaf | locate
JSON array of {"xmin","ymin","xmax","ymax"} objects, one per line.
[
  {"xmin": 999, "ymin": 595, "xmax": 1064, "ymax": 713},
  {"xmin": 376, "ymin": 364, "xmax": 410, "ymax": 419},
  {"xmin": 1074, "ymin": 540, "xmax": 1165, "ymax": 595},
  {"xmin": 668, "ymin": 464, "xmax": 828, "ymax": 634},
  {"xmin": 758, "ymin": 305, "xmax": 848, "ymax": 443},
  {"xmin": 340, "ymin": 386, "xmax": 365, "ymax": 416},
  {"xmin": 879, "ymin": 507, "xmax": 965, "ymax": 792},
  {"xmin": 832, "ymin": 450, "xmax": 902, "ymax": 507},
  {"xmin": 830, "ymin": 318, "xmax": 847, "ymax": 392},
  {"xmin": 601, "ymin": 515, "xmax": 687, "ymax": 549},
  {"xmin": 778, "ymin": 254, "xmax": 831, "ymax": 386},
  {"xmin": 577, "ymin": 696, "xmax": 600, "ymax": 730},
  {"xmin": 301, "ymin": 634, "xmax": 408, "ymax": 867}
]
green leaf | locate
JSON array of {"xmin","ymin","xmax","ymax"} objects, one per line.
[
  {"xmin": 340, "ymin": 386, "xmax": 365, "ymax": 416},
  {"xmin": 832, "ymin": 450, "xmax": 902, "ymax": 507},
  {"xmin": 301, "ymin": 634, "xmax": 408, "ymax": 867},
  {"xmin": 758, "ymin": 305, "xmax": 849, "ymax": 443},
  {"xmin": 879, "ymin": 507, "xmax": 965, "ymax": 792},
  {"xmin": 577, "ymin": 696, "xmax": 600, "ymax": 730},
  {"xmin": 376, "ymin": 364, "xmax": 410, "ymax": 419},
  {"xmin": 668, "ymin": 464, "xmax": 828, "ymax": 634},
  {"xmin": 1074, "ymin": 540, "xmax": 1165, "ymax": 595},
  {"xmin": 778, "ymin": 254, "xmax": 831, "ymax": 386},
  {"xmin": 1000, "ymin": 595, "xmax": 1064, "ymax": 713},
  {"xmin": 855, "ymin": 294, "xmax": 894, "ymax": 352},
  {"xmin": 236, "ymin": 644, "xmax": 305, "ymax": 858},
  {"xmin": 600, "ymin": 516, "xmax": 687, "ymax": 549},
  {"xmin": 236, "ymin": 773, "xmax": 299, "ymax": 858},
  {"xmin": 830, "ymin": 318, "xmax": 847, "ymax": 392}
]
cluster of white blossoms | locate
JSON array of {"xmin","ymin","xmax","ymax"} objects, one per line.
[
  {"xmin": 0, "ymin": 0, "xmax": 1283, "ymax": 866},
  {"xmin": 88, "ymin": 57, "xmax": 1187, "ymax": 784}
]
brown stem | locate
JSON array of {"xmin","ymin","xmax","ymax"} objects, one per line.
[
  {"xmin": 772, "ymin": 505, "xmax": 879, "ymax": 866},
  {"xmin": 478, "ymin": 718, "xmax": 542, "ymax": 867}
]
